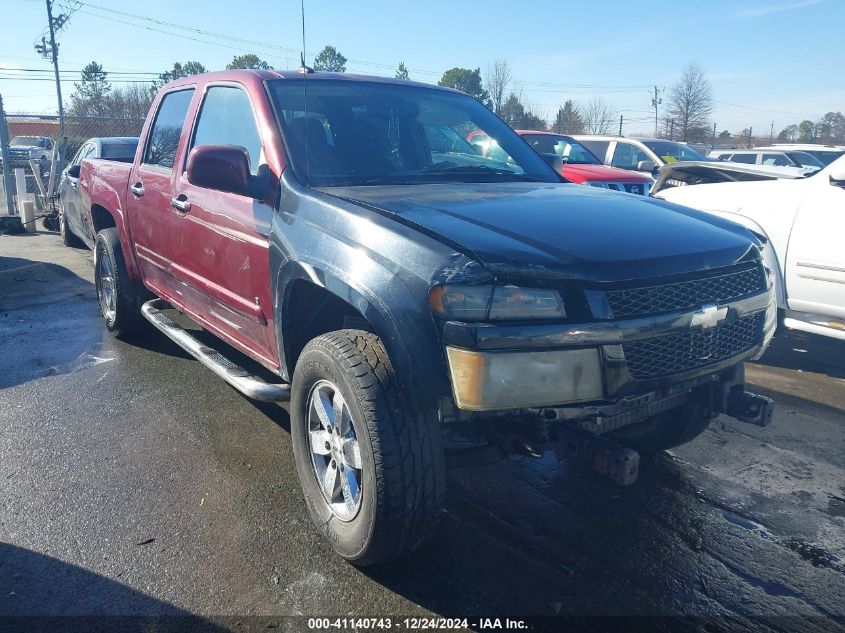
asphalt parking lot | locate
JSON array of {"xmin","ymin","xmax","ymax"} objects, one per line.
[{"xmin": 1, "ymin": 231, "xmax": 844, "ymax": 632}]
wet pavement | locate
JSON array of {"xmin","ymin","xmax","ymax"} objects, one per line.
[{"xmin": 1, "ymin": 232, "xmax": 844, "ymax": 631}]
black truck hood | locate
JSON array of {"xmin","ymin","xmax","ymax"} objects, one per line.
[{"xmin": 321, "ymin": 182, "xmax": 761, "ymax": 283}]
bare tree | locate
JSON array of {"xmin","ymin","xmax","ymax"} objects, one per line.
[
  {"xmin": 484, "ymin": 59, "xmax": 512, "ymax": 115},
  {"xmin": 582, "ymin": 98, "xmax": 617, "ymax": 134},
  {"xmin": 667, "ymin": 63, "xmax": 713, "ymax": 141}
]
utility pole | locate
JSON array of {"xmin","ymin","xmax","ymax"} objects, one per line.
[
  {"xmin": 650, "ymin": 85, "xmax": 662, "ymax": 137},
  {"xmin": 769, "ymin": 120, "xmax": 774, "ymax": 144},
  {"xmin": 669, "ymin": 119, "xmax": 675, "ymax": 141},
  {"xmin": 618, "ymin": 114, "xmax": 623, "ymax": 136},
  {"xmin": 35, "ymin": 1, "xmax": 67, "ymax": 142},
  {"xmin": 712, "ymin": 122, "xmax": 717, "ymax": 151},
  {"xmin": 748, "ymin": 126, "xmax": 753, "ymax": 149},
  {"xmin": 0, "ymin": 95, "xmax": 16, "ymax": 216},
  {"xmin": 46, "ymin": 0, "xmax": 64, "ymax": 140}
]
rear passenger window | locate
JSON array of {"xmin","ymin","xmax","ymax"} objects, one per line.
[
  {"xmin": 729, "ymin": 154, "xmax": 756, "ymax": 164},
  {"xmin": 143, "ymin": 89, "xmax": 195, "ymax": 169},
  {"xmin": 579, "ymin": 140, "xmax": 610, "ymax": 163},
  {"xmin": 190, "ymin": 86, "xmax": 263, "ymax": 175}
]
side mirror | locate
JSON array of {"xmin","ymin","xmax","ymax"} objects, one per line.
[
  {"xmin": 829, "ymin": 163, "xmax": 845, "ymax": 188},
  {"xmin": 187, "ymin": 144, "xmax": 252, "ymax": 196},
  {"xmin": 637, "ymin": 160, "xmax": 656, "ymax": 172},
  {"xmin": 67, "ymin": 164, "xmax": 81, "ymax": 179}
]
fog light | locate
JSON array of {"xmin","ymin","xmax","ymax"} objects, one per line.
[{"xmin": 445, "ymin": 346, "xmax": 604, "ymax": 411}]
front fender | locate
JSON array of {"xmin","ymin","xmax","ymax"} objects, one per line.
[
  {"xmin": 271, "ymin": 257, "xmax": 451, "ymax": 400},
  {"xmin": 268, "ymin": 174, "xmax": 457, "ymax": 399}
]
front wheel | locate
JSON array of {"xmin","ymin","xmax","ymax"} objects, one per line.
[{"xmin": 290, "ymin": 329, "xmax": 446, "ymax": 565}]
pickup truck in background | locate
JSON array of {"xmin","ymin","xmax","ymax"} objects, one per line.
[
  {"xmin": 5, "ymin": 135, "xmax": 56, "ymax": 174},
  {"xmin": 58, "ymin": 136, "xmax": 139, "ymax": 248},
  {"xmin": 655, "ymin": 156, "xmax": 845, "ymax": 340},
  {"xmin": 79, "ymin": 70, "xmax": 776, "ymax": 565}
]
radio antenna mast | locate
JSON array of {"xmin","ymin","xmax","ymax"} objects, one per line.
[{"xmin": 298, "ymin": 0, "xmax": 313, "ymax": 186}]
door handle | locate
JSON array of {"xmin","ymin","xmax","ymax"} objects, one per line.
[
  {"xmin": 130, "ymin": 182, "xmax": 145, "ymax": 197},
  {"xmin": 170, "ymin": 194, "xmax": 191, "ymax": 213}
]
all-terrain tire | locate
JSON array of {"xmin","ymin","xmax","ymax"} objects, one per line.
[
  {"xmin": 611, "ymin": 403, "xmax": 716, "ymax": 456},
  {"xmin": 94, "ymin": 228, "xmax": 147, "ymax": 338},
  {"xmin": 290, "ymin": 329, "xmax": 446, "ymax": 565}
]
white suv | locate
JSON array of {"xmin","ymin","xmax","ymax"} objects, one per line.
[
  {"xmin": 572, "ymin": 136, "xmax": 709, "ymax": 177},
  {"xmin": 757, "ymin": 144, "xmax": 843, "ymax": 166},
  {"xmin": 708, "ymin": 149, "xmax": 823, "ymax": 172}
]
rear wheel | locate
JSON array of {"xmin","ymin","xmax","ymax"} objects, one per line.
[
  {"xmin": 290, "ymin": 329, "xmax": 446, "ymax": 565},
  {"xmin": 612, "ymin": 403, "xmax": 716, "ymax": 456},
  {"xmin": 94, "ymin": 228, "xmax": 146, "ymax": 338},
  {"xmin": 59, "ymin": 209, "xmax": 83, "ymax": 247}
]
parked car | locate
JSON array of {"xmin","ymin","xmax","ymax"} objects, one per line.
[
  {"xmin": 79, "ymin": 70, "xmax": 776, "ymax": 565},
  {"xmin": 58, "ymin": 137, "xmax": 139, "ymax": 247},
  {"xmin": 654, "ymin": 156, "xmax": 845, "ymax": 340},
  {"xmin": 468, "ymin": 130, "xmax": 652, "ymax": 194},
  {"xmin": 687, "ymin": 142, "xmax": 712, "ymax": 156},
  {"xmin": 708, "ymin": 149, "xmax": 824, "ymax": 172},
  {"xmin": 4, "ymin": 135, "xmax": 56, "ymax": 174},
  {"xmin": 572, "ymin": 135, "xmax": 710, "ymax": 176},
  {"xmin": 757, "ymin": 144, "xmax": 844, "ymax": 166}
]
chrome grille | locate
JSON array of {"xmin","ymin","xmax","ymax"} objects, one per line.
[
  {"xmin": 606, "ymin": 264, "xmax": 765, "ymax": 318},
  {"xmin": 623, "ymin": 313, "xmax": 763, "ymax": 380}
]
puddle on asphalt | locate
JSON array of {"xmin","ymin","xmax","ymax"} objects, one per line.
[{"xmin": 721, "ymin": 510, "xmax": 844, "ymax": 573}]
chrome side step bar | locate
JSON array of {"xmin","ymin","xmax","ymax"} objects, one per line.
[{"xmin": 141, "ymin": 299, "xmax": 291, "ymax": 402}]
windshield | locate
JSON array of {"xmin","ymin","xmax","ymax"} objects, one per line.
[
  {"xmin": 268, "ymin": 79, "xmax": 559, "ymax": 186},
  {"xmin": 643, "ymin": 140, "xmax": 707, "ymax": 163},
  {"xmin": 11, "ymin": 136, "xmax": 40, "ymax": 146},
  {"xmin": 809, "ymin": 149, "xmax": 845, "ymax": 165},
  {"xmin": 519, "ymin": 134, "xmax": 600, "ymax": 165},
  {"xmin": 786, "ymin": 151, "xmax": 824, "ymax": 170}
]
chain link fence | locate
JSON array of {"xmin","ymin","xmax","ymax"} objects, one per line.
[{"xmin": 1, "ymin": 107, "xmax": 144, "ymax": 224}]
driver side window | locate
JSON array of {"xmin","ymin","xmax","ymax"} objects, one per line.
[{"xmin": 611, "ymin": 143, "xmax": 649, "ymax": 169}]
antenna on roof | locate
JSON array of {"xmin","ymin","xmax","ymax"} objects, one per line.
[
  {"xmin": 298, "ymin": 0, "xmax": 313, "ymax": 74},
  {"xmin": 299, "ymin": 0, "xmax": 311, "ymax": 187}
]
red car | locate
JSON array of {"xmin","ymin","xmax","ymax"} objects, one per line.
[{"xmin": 469, "ymin": 130, "xmax": 653, "ymax": 195}]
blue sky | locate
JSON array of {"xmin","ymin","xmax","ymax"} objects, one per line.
[{"xmin": 2, "ymin": 0, "xmax": 842, "ymax": 136}]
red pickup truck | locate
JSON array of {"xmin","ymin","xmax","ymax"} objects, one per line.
[{"xmin": 76, "ymin": 70, "xmax": 776, "ymax": 565}]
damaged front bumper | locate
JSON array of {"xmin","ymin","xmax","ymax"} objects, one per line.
[{"xmin": 439, "ymin": 288, "xmax": 776, "ymax": 434}]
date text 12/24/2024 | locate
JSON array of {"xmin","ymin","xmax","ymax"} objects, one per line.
[{"xmin": 307, "ymin": 618, "xmax": 528, "ymax": 630}]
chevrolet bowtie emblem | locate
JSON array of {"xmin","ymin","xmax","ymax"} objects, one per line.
[{"xmin": 690, "ymin": 304, "xmax": 728, "ymax": 329}]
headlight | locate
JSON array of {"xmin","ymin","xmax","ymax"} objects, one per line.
[
  {"xmin": 446, "ymin": 346, "xmax": 604, "ymax": 410},
  {"xmin": 429, "ymin": 284, "xmax": 566, "ymax": 321},
  {"xmin": 29, "ymin": 148, "xmax": 41, "ymax": 157}
]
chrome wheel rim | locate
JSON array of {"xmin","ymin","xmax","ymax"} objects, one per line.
[
  {"xmin": 96, "ymin": 250, "xmax": 116, "ymax": 325},
  {"xmin": 307, "ymin": 379, "xmax": 363, "ymax": 521}
]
